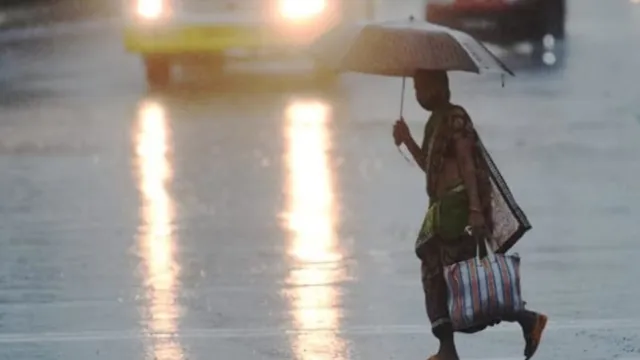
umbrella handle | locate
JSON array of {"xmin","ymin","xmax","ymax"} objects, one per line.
[
  {"xmin": 397, "ymin": 76, "xmax": 412, "ymax": 164},
  {"xmin": 397, "ymin": 145, "xmax": 412, "ymax": 163}
]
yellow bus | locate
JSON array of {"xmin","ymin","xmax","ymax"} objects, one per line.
[{"xmin": 123, "ymin": 0, "xmax": 375, "ymax": 87}]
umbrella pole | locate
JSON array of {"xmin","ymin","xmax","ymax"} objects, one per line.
[{"xmin": 399, "ymin": 76, "xmax": 406, "ymax": 118}]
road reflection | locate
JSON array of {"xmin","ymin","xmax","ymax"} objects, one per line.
[
  {"xmin": 282, "ymin": 98, "xmax": 348, "ymax": 360},
  {"xmin": 134, "ymin": 99, "xmax": 185, "ymax": 360}
]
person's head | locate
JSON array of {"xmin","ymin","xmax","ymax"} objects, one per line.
[{"xmin": 413, "ymin": 70, "xmax": 450, "ymax": 111}]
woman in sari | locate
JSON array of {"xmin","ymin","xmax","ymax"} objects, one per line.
[{"xmin": 392, "ymin": 70, "xmax": 547, "ymax": 360}]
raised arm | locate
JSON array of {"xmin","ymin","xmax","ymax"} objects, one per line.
[{"xmin": 394, "ymin": 118, "xmax": 426, "ymax": 172}]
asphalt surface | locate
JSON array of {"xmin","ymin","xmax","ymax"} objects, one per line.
[{"xmin": 0, "ymin": 0, "xmax": 639, "ymax": 359}]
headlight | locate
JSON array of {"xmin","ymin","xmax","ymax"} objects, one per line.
[
  {"xmin": 136, "ymin": 0, "xmax": 166, "ymax": 19},
  {"xmin": 279, "ymin": 0, "xmax": 327, "ymax": 21}
]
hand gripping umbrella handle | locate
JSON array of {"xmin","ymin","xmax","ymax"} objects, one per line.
[{"xmin": 396, "ymin": 145, "xmax": 412, "ymax": 163}]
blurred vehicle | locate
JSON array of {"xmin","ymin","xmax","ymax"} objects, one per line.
[
  {"xmin": 424, "ymin": 0, "xmax": 565, "ymax": 47},
  {"xmin": 122, "ymin": 0, "xmax": 375, "ymax": 87}
]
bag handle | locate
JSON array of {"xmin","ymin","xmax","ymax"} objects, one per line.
[{"xmin": 465, "ymin": 226, "xmax": 495, "ymax": 262}]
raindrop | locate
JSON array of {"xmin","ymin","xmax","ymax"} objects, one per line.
[
  {"xmin": 117, "ymin": 297, "xmax": 124, "ymax": 303},
  {"xmin": 543, "ymin": 34, "xmax": 555, "ymax": 50},
  {"xmin": 542, "ymin": 52, "xmax": 557, "ymax": 66},
  {"xmin": 514, "ymin": 42, "xmax": 531, "ymax": 55}
]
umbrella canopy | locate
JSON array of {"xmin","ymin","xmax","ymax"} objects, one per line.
[{"xmin": 309, "ymin": 17, "xmax": 514, "ymax": 77}]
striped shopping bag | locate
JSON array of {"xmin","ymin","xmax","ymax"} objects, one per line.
[{"xmin": 443, "ymin": 238, "xmax": 525, "ymax": 331}]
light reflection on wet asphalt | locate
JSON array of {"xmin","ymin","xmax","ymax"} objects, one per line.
[
  {"xmin": 281, "ymin": 98, "xmax": 348, "ymax": 360},
  {"xmin": 134, "ymin": 100, "xmax": 185, "ymax": 359},
  {"xmin": 0, "ymin": 0, "xmax": 639, "ymax": 359}
]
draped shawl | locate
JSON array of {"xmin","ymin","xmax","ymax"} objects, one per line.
[{"xmin": 422, "ymin": 104, "xmax": 531, "ymax": 253}]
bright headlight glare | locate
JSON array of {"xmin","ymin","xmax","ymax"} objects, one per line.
[
  {"xmin": 137, "ymin": 0, "xmax": 164, "ymax": 19},
  {"xmin": 279, "ymin": 0, "xmax": 327, "ymax": 20}
]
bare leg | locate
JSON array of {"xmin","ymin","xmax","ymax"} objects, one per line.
[
  {"xmin": 420, "ymin": 236, "xmax": 477, "ymax": 360},
  {"xmin": 428, "ymin": 324, "xmax": 459, "ymax": 360},
  {"xmin": 438, "ymin": 334, "xmax": 460, "ymax": 360},
  {"xmin": 504, "ymin": 310, "xmax": 548, "ymax": 359}
]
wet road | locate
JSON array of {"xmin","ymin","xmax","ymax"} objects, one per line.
[{"xmin": 0, "ymin": 0, "xmax": 639, "ymax": 359}]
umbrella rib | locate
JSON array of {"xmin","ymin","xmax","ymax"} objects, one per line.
[
  {"xmin": 447, "ymin": 29, "xmax": 515, "ymax": 76},
  {"xmin": 477, "ymin": 41, "xmax": 515, "ymax": 76},
  {"xmin": 439, "ymin": 33, "xmax": 482, "ymax": 74}
]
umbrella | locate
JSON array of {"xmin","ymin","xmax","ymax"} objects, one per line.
[
  {"xmin": 309, "ymin": 16, "xmax": 514, "ymax": 116},
  {"xmin": 309, "ymin": 17, "xmax": 530, "ymax": 255}
]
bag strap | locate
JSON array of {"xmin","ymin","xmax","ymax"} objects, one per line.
[{"xmin": 466, "ymin": 226, "xmax": 495, "ymax": 261}]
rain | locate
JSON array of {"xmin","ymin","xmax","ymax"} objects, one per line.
[{"xmin": 0, "ymin": 0, "xmax": 639, "ymax": 359}]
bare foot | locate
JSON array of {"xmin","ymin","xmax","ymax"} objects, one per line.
[
  {"xmin": 427, "ymin": 352, "xmax": 459, "ymax": 360},
  {"xmin": 524, "ymin": 313, "xmax": 548, "ymax": 359},
  {"xmin": 428, "ymin": 347, "xmax": 459, "ymax": 360}
]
